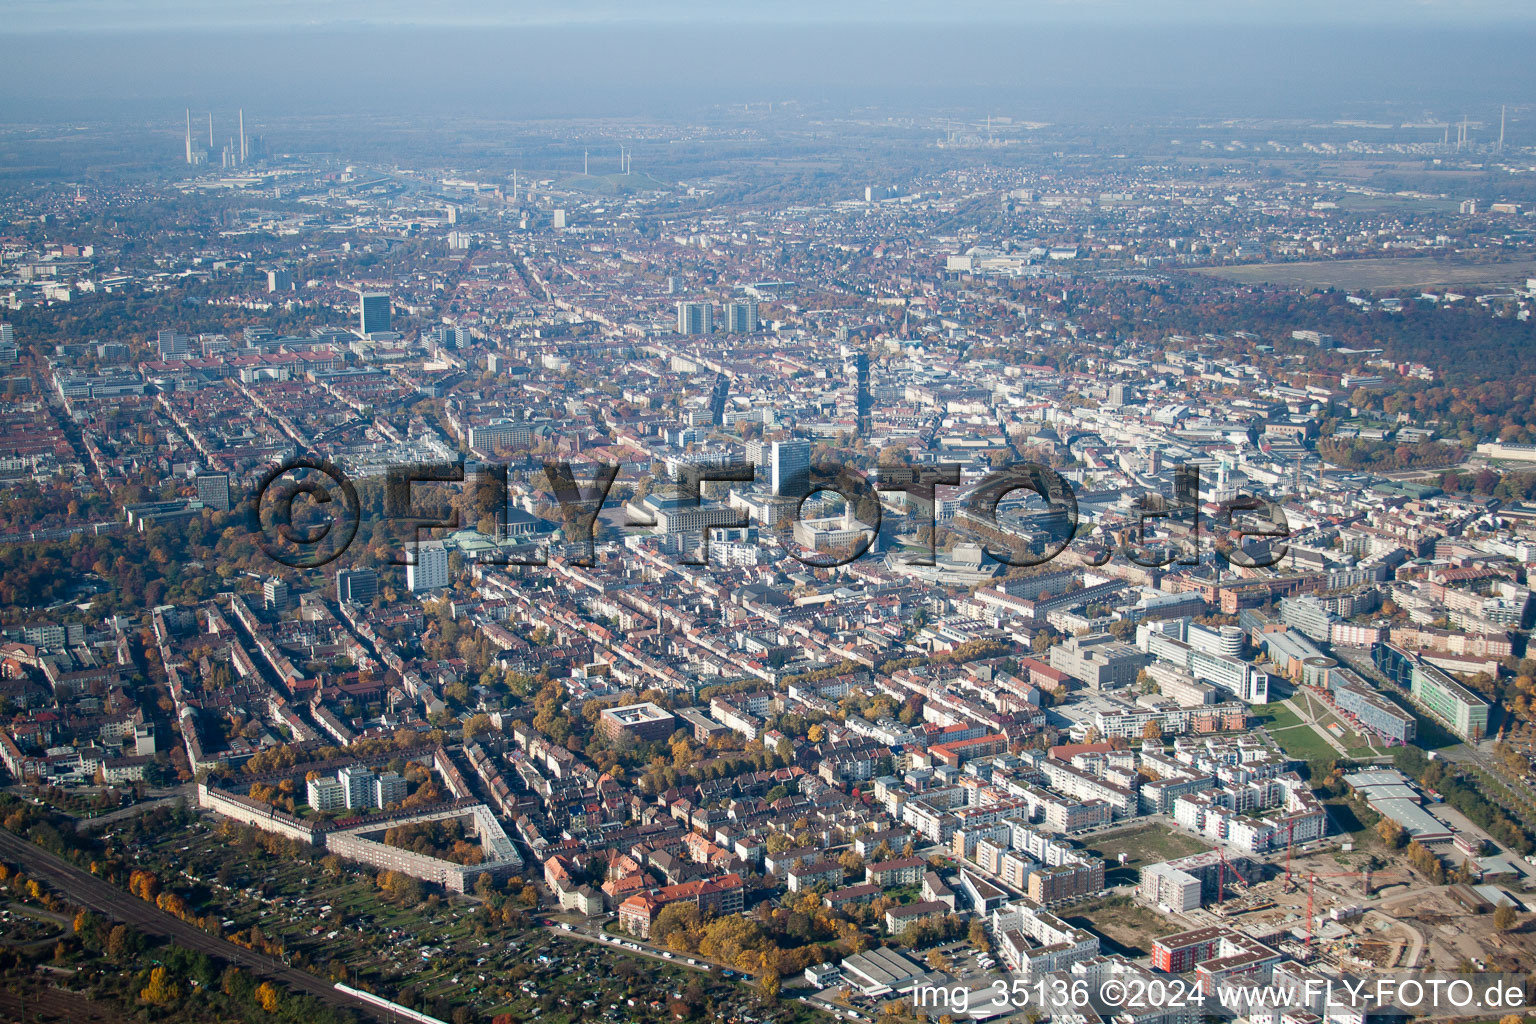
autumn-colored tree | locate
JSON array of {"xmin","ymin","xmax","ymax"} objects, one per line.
[
  {"xmin": 968, "ymin": 916, "xmax": 991, "ymax": 953},
  {"xmin": 141, "ymin": 966, "xmax": 181, "ymax": 1007},
  {"xmin": 106, "ymin": 924, "xmax": 131, "ymax": 959},
  {"xmin": 255, "ymin": 981, "xmax": 282, "ymax": 1013},
  {"xmin": 128, "ymin": 868, "xmax": 160, "ymax": 902}
]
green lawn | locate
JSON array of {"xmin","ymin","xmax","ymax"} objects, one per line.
[
  {"xmin": 1291, "ymin": 691, "xmax": 1387, "ymax": 760},
  {"xmin": 1255, "ymin": 701, "xmax": 1340, "ymax": 769}
]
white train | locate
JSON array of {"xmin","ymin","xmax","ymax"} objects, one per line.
[{"xmin": 334, "ymin": 982, "xmax": 451, "ymax": 1024}]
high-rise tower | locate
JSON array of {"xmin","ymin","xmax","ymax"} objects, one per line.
[
  {"xmin": 725, "ymin": 300, "xmax": 758, "ymax": 334},
  {"xmin": 770, "ymin": 439, "xmax": 811, "ymax": 498},
  {"xmin": 842, "ymin": 345, "xmax": 872, "ymax": 437},
  {"xmin": 676, "ymin": 301, "xmax": 712, "ymax": 335},
  {"xmin": 357, "ymin": 290, "xmax": 392, "ymax": 336}
]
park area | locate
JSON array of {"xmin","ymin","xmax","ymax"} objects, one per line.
[{"xmin": 1254, "ymin": 700, "xmax": 1343, "ymax": 769}]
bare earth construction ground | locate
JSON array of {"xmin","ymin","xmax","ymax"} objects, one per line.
[{"xmin": 1192, "ymin": 256, "xmax": 1536, "ymax": 291}]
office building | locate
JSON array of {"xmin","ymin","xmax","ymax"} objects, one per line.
[
  {"xmin": 428, "ymin": 325, "xmax": 469, "ymax": 349},
  {"xmin": 466, "ymin": 420, "xmax": 534, "ymax": 454},
  {"xmin": 195, "ymin": 471, "xmax": 231, "ymax": 512},
  {"xmin": 1328, "ymin": 668, "xmax": 1416, "ymax": 744},
  {"xmin": 770, "ymin": 439, "xmax": 812, "ymax": 498},
  {"xmin": 1409, "ymin": 660, "xmax": 1489, "ymax": 741},
  {"xmin": 676, "ymin": 301, "xmax": 713, "ymax": 335},
  {"xmin": 336, "ymin": 567, "xmax": 379, "ymax": 606},
  {"xmin": 407, "ymin": 541, "xmax": 451, "ymax": 593},
  {"xmin": 642, "ymin": 493, "xmax": 742, "ymax": 536},
  {"xmin": 156, "ymin": 330, "xmax": 188, "ymax": 358},
  {"xmin": 846, "ymin": 349, "xmax": 872, "ymax": 435},
  {"xmin": 1049, "ymin": 633, "xmax": 1150, "ymax": 691},
  {"xmin": 599, "ymin": 702, "xmax": 678, "ymax": 743},
  {"xmin": 725, "ymin": 300, "xmax": 758, "ymax": 333},
  {"xmin": 1279, "ymin": 595, "xmax": 1338, "ymax": 643},
  {"xmin": 357, "ymin": 290, "xmax": 392, "ymax": 336},
  {"xmin": 267, "ymin": 269, "xmax": 292, "ymax": 293},
  {"xmin": 552, "ymin": 208, "xmax": 567, "ymax": 229},
  {"xmin": 0, "ymin": 323, "xmax": 13, "ymax": 347}
]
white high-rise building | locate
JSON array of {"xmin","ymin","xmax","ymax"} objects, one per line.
[
  {"xmin": 374, "ymin": 771, "xmax": 408, "ymax": 808},
  {"xmin": 338, "ymin": 766, "xmax": 376, "ymax": 810},
  {"xmin": 307, "ymin": 776, "xmax": 346, "ymax": 811},
  {"xmin": 407, "ymin": 540, "xmax": 451, "ymax": 593}
]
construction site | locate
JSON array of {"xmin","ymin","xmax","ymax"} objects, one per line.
[{"xmin": 1136, "ymin": 819, "xmax": 1535, "ymax": 978}]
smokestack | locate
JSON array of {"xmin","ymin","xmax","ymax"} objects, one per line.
[
  {"xmin": 185, "ymin": 109, "xmax": 192, "ymax": 164},
  {"xmin": 239, "ymin": 109, "xmax": 246, "ymax": 163},
  {"xmin": 583, "ymin": 150, "xmax": 588, "ymax": 175},
  {"xmin": 208, "ymin": 112, "xmax": 213, "ymax": 148},
  {"xmin": 1500, "ymin": 105, "xmax": 1506, "ymax": 153}
]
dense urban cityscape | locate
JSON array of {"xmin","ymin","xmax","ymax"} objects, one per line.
[{"xmin": 2, "ymin": 7, "xmax": 1536, "ymax": 1024}]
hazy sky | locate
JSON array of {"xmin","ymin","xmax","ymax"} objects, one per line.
[
  {"xmin": 0, "ymin": 4, "xmax": 1530, "ymax": 124},
  {"xmin": 4, "ymin": 0, "xmax": 1536, "ymax": 32}
]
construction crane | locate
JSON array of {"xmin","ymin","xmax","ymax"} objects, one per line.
[{"xmin": 1280, "ymin": 820, "xmax": 1297, "ymax": 892}]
